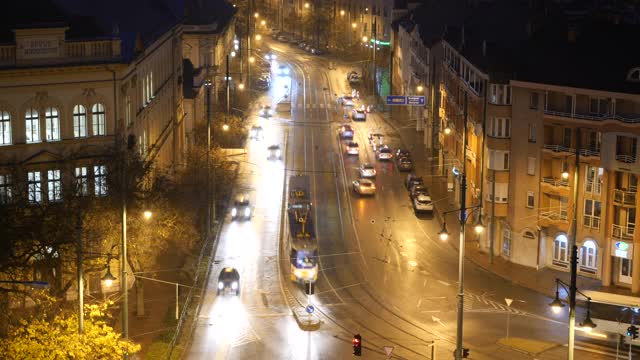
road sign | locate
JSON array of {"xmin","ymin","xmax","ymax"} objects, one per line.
[
  {"xmin": 383, "ymin": 346, "xmax": 394, "ymax": 358},
  {"xmin": 407, "ymin": 95, "xmax": 426, "ymax": 106},
  {"xmin": 386, "ymin": 95, "xmax": 407, "ymax": 106},
  {"xmin": 305, "ymin": 304, "xmax": 315, "ymax": 314},
  {"xmin": 505, "ymin": 298, "xmax": 513, "ymax": 307}
]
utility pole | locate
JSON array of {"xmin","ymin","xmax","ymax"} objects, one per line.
[
  {"xmin": 567, "ymin": 128, "xmax": 581, "ymax": 360},
  {"xmin": 226, "ymin": 53, "xmax": 230, "ymax": 115},
  {"xmin": 76, "ymin": 213, "xmax": 84, "ymax": 334},
  {"xmin": 205, "ymin": 70, "xmax": 212, "ymax": 238},
  {"xmin": 490, "ymin": 169, "xmax": 496, "ymax": 263},
  {"xmin": 372, "ymin": 18, "xmax": 377, "ymax": 98},
  {"xmin": 121, "ymin": 137, "xmax": 131, "ymax": 360},
  {"xmin": 455, "ymin": 92, "xmax": 469, "ymax": 360}
]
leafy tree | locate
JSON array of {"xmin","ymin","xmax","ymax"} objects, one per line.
[{"xmin": 0, "ymin": 297, "xmax": 140, "ymax": 359}]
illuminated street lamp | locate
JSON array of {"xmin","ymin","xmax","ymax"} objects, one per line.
[
  {"xmin": 340, "ymin": 10, "xmax": 345, "ymax": 16},
  {"xmin": 249, "ymin": 56, "xmax": 255, "ymax": 63},
  {"xmin": 305, "ymin": 2, "xmax": 310, "ymax": 8},
  {"xmin": 352, "ymin": 23, "xmax": 357, "ymax": 29},
  {"xmin": 254, "ymin": 12, "xmax": 259, "ymax": 18},
  {"xmin": 238, "ymin": 83, "xmax": 245, "ymax": 90},
  {"xmin": 362, "ymin": 36, "xmax": 368, "ymax": 43},
  {"xmin": 222, "ymin": 124, "xmax": 230, "ymax": 131},
  {"xmin": 143, "ymin": 210, "xmax": 152, "ymax": 220},
  {"xmin": 438, "ymin": 222, "xmax": 449, "ymax": 241},
  {"xmin": 417, "ymin": 85, "xmax": 424, "ymax": 93},
  {"xmin": 102, "ymin": 266, "xmax": 116, "ymax": 288},
  {"xmin": 255, "ymin": 34, "xmax": 262, "ymax": 41},
  {"xmin": 444, "ymin": 123, "xmax": 452, "ymax": 135},
  {"xmin": 231, "ymin": 50, "xmax": 237, "ymax": 57},
  {"xmin": 473, "ymin": 217, "xmax": 485, "ymax": 234},
  {"xmin": 261, "ymin": 20, "xmax": 266, "ymax": 26},
  {"xmin": 549, "ymin": 278, "xmax": 597, "ymax": 333}
]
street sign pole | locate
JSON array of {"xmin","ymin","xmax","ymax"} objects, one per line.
[{"xmin": 505, "ymin": 298, "xmax": 513, "ymax": 340}]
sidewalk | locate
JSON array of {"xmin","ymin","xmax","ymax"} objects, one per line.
[{"xmin": 375, "ymin": 109, "xmax": 604, "ymax": 302}]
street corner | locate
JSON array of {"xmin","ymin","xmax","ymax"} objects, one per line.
[
  {"xmin": 293, "ymin": 307, "xmax": 322, "ymax": 331},
  {"xmin": 497, "ymin": 337, "xmax": 559, "ymax": 355}
]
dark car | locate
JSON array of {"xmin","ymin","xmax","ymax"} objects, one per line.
[
  {"xmin": 410, "ymin": 184, "xmax": 428, "ymax": 199},
  {"xmin": 397, "ymin": 157, "xmax": 413, "ymax": 171},
  {"xmin": 405, "ymin": 173, "xmax": 423, "ymax": 189},
  {"xmin": 231, "ymin": 195, "xmax": 252, "ymax": 220},
  {"xmin": 396, "ymin": 149, "xmax": 411, "ymax": 159},
  {"xmin": 217, "ymin": 267, "xmax": 240, "ymax": 295}
]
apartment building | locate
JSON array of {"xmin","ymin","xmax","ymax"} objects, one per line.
[{"xmin": 394, "ymin": 0, "xmax": 640, "ymax": 294}]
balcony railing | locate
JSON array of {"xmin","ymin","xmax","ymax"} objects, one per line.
[
  {"xmin": 583, "ymin": 215, "xmax": 601, "ymax": 230},
  {"xmin": 542, "ymin": 177, "xmax": 569, "ymax": 187},
  {"xmin": 544, "ymin": 109, "xmax": 640, "ymax": 124},
  {"xmin": 616, "ymin": 154, "xmax": 637, "ymax": 163},
  {"xmin": 579, "ymin": 148, "xmax": 600, "ymax": 157},
  {"xmin": 543, "ymin": 144, "xmax": 574, "ymax": 153},
  {"xmin": 541, "ymin": 211, "xmax": 568, "ymax": 222},
  {"xmin": 585, "ymin": 180, "xmax": 602, "ymax": 195},
  {"xmin": 612, "ymin": 224, "xmax": 635, "ymax": 240},
  {"xmin": 613, "ymin": 189, "xmax": 637, "ymax": 206}
]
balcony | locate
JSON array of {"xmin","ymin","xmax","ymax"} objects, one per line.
[
  {"xmin": 0, "ymin": 39, "xmax": 120, "ymax": 67},
  {"xmin": 579, "ymin": 148, "xmax": 600, "ymax": 158},
  {"xmin": 615, "ymin": 154, "xmax": 637, "ymax": 164},
  {"xmin": 541, "ymin": 177, "xmax": 570, "ymax": 196},
  {"xmin": 583, "ymin": 215, "xmax": 601, "ymax": 230},
  {"xmin": 539, "ymin": 211, "xmax": 568, "ymax": 227},
  {"xmin": 544, "ymin": 108, "xmax": 640, "ymax": 124},
  {"xmin": 613, "ymin": 189, "xmax": 637, "ymax": 206},
  {"xmin": 543, "ymin": 144, "xmax": 574, "ymax": 155},
  {"xmin": 612, "ymin": 224, "xmax": 635, "ymax": 240}
]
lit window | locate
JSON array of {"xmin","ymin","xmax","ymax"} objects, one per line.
[
  {"xmin": 92, "ymin": 103, "xmax": 106, "ymax": 136},
  {"xmin": 553, "ymin": 234, "xmax": 569, "ymax": 266},
  {"xmin": 27, "ymin": 171, "xmax": 42, "ymax": 203},
  {"xmin": 0, "ymin": 111, "xmax": 11, "ymax": 145},
  {"xmin": 25, "ymin": 108, "xmax": 40, "ymax": 143},
  {"xmin": 579, "ymin": 240, "xmax": 598, "ymax": 273},
  {"xmin": 45, "ymin": 107, "xmax": 60, "ymax": 141},
  {"xmin": 73, "ymin": 105, "xmax": 87, "ymax": 138},
  {"xmin": 94, "ymin": 165, "xmax": 107, "ymax": 196},
  {"xmin": 75, "ymin": 167, "xmax": 89, "ymax": 196},
  {"xmin": 47, "ymin": 169, "xmax": 62, "ymax": 202},
  {"xmin": 0, "ymin": 174, "xmax": 12, "ymax": 204}
]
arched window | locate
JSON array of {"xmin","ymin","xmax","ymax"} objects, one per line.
[
  {"xmin": 0, "ymin": 111, "xmax": 11, "ymax": 145},
  {"xmin": 91, "ymin": 103, "xmax": 105, "ymax": 136},
  {"xmin": 73, "ymin": 105, "xmax": 87, "ymax": 138},
  {"xmin": 45, "ymin": 107, "xmax": 60, "ymax": 141},
  {"xmin": 552, "ymin": 234, "xmax": 569, "ymax": 266},
  {"xmin": 627, "ymin": 68, "xmax": 640, "ymax": 82},
  {"xmin": 25, "ymin": 108, "xmax": 40, "ymax": 143},
  {"xmin": 523, "ymin": 231, "xmax": 536, "ymax": 239},
  {"xmin": 580, "ymin": 240, "xmax": 598, "ymax": 273}
]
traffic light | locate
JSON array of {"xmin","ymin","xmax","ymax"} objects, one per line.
[
  {"xmin": 352, "ymin": 334, "xmax": 362, "ymax": 356},
  {"xmin": 627, "ymin": 325, "xmax": 639, "ymax": 339},
  {"xmin": 462, "ymin": 348, "xmax": 470, "ymax": 358}
]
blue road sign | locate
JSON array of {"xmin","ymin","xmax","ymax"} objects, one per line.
[
  {"xmin": 407, "ymin": 96, "xmax": 426, "ymax": 106},
  {"xmin": 305, "ymin": 304, "xmax": 315, "ymax": 314},
  {"xmin": 386, "ymin": 95, "xmax": 407, "ymax": 105}
]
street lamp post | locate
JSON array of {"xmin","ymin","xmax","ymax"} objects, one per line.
[{"xmin": 549, "ymin": 278, "xmax": 597, "ymax": 336}]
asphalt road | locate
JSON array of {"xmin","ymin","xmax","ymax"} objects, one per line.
[{"xmin": 186, "ymin": 39, "xmax": 623, "ymax": 360}]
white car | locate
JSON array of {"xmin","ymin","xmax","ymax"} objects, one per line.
[
  {"xmin": 413, "ymin": 192, "xmax": 434, "ymax": 214},
  {"xmin": 341, "ymin": 96, "xmax": 355, "ymax": 106},
  {"xmin": 267, "ymin": 144, "xmax": 282, "ymax": 160},
  {"xmin": 359, "ymin": 163, "xmax": 376, "ymax": 178},
  {"xmin": 352, "ymin": 109, "xmax": 366, "ymax": 121},
  {"xmin": 345, "ymin": 141, "xmax": 359, "ymax": 155},
  {"xmin": 259, "ymin": 105, "xmax": 274, "ymax": 117},
  {"xmin": 277, "ymin": 64, "xmax": 290, "ymax": 76},
  {"xmin": 377, "ymin": 146, "xmax": 393, "ymax": 160},
  {"xmin": 352, "ymin": 179, "xmax": 376, "ymax": 196}
]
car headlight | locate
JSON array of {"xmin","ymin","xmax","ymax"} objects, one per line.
[
  {"xmin": 275, "ymin": 150, "xmax": 281, "ymax": 157},
  {"xmin": 244, "ymin": 207, "xmax": 251, "ymax": 217},
  {"xmin": 293, "ymin": 269, "xmax": 303, "ymax": 278},
  {"xmin": 231, "ymin": 281, "xmax": 238, "ymax": 290},
  {"xmin": 269, "ymin": 109, "xmax": 274, "ymax": 115},
  {"xmin": 218, "ymin": 282, "xmax": 224, "ymax": 290},
  {"xmin": 231, "ymin": 208, "xmax": 237, "ymax": 217}
]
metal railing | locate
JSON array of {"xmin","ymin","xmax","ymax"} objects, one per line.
[
  {"xmin": 541, "ymin": 211, "xmax": 568, "ymax": 222},
  {"xmin": 542, "ymin": 177, "xmax": 569, "ymax": 187},
  {"xmin": 544, "ymin": 108, "xmax": 640, "ymax": 124},
  {"xmin": 613, "ymin": 189, "xmax": 637, "ymax": 206},
  {"xmin": 583, "ymin": 215, "xmax": 601, "ymax": 230},
  {"xmin": 579, "ymin": 148, "xmax": 600, "ymax": 157},
  {"xmin": 543, "ymin": 144, "xmax": 574, "ymax": 153},
  {"xmin": 616, "ymin": 154, "xmax": 637, "ymax": 163},
  {"xmin": 612, "ymin": 224, "xmax": 635, "ymax": 240}
]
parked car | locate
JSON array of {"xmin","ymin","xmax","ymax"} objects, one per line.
[
  {"xmin": 305, "ymin": 44, "xmax": 313, "ymax": 52},
  {"xmin": 413, "ymin": 192, "xmax": 434, "ymax": 214},
  {"xmin": 397, "ymin": 157, "xmax": 413, "ymax": 171},
  {"xmin": 410, "ymin": 184, "xmax": 428, "ymax": 199},
  {"xmin": 298, "ymin": 42, "xmax": 307, "ymax": 49},
  {"xmin": 339, "ymin": 124, "xmax": 354, "ymax": 139},
  {"xmin": 405, "ymin": 173, "xmax": 423, "ymax": 190},
  {"xmin": 352, "ymin": 179, "xmax": 376, "ymax": 196},
  {"xmin": 396, "ymin": 149, "xmax": 411, "ymax": 159},
  {"xmin": 311, "ymin": 48, "xmax": 324, "ymax": 55}
]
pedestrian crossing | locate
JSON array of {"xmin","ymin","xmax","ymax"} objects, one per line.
[{"xmin": 463, "ymin": 293, "xmax": 527, "ymax": 315}]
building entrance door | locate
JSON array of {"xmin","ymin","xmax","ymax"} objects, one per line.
[{"xmin": 619, "ymin": 258, "xmax": 633, "ymax": 284}]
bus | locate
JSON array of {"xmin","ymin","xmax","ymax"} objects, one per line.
[{"xmin": 287, "ymin": 175, "xmax": 318, "ymax": 283}]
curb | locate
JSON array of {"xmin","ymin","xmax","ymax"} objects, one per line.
[{"xmin": 292, "ymin": 308, "xmax": 322, "ymax": 331}]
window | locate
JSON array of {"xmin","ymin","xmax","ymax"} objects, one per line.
[
  {"xmin": 45, "ymin": 107, "xmax": 60, "ymax": 141},
  {"xmin": 502, "ymin": 229, "xmax": 512, "ymax": 257},
  {"xmin": 583, "ymin": 199, "xmax": 601, "ymax": 230},
  {"xmin": 488, "ymin": 117, "xmax": 511, "ymax": 138},
  {"xmin": 529, "ymin": 92, "xmax": 539, "ymax": 109},
  {"xmin": 527, "ymin": 191, "xmax": 535, "ymax": 208},
  {"xmin": 0, "ymin": 174, "xmax": 12, "ymax": 204},
  {"xmin": 585, "ymin": 166, "xmax": 603, "ymax": 194},
  {"xmin": 125, "ymin": 95, "xmax": 132, "ymax": 126},
  {"xmin": 25, "ymin": 108, "xmax": 40, "ymax": 143},
  {"xmin": 563, "ymin": 128, "xmax": 572, "ymax": 148},
  {"xmin": 487, "ymin": 182, "xmax": 508, "ymax": 203},
  {"xmin": 523, "ymin": 231, "xmax": 536, "ymax": 239},
  {"xmin": 527, "ymin": 157, "xmax": 536, "ymax": 176},
  {"xmin": 589, "ymin": 97, "xmax": 609, "ymax": 116},
  {"xmin": 580, "ymin": 240, "xmax": 597, "ymax": 273},
  {"xmin": 488, "ymin": 150, "xmax": 509, "ymax": 170},
  {"xmin": 75, "ymin": 167, "xmax": 89, "ymax": 196},
  {"xmin": 92, "ymin": 103, "xmax": 106, "ymax": 136},
  {"xmin": 489, "ymin": 84, "xmax": 511, "ymax": 105},
  {"xmin": 553, "ymin": 234, "xmax": 569, "ymax": 266},
  {"xmin": 0, "ymin": 111, "xmax": 10, "ymax": 145},
  {"xmin": 94, "ymin": 165, "xmax": 107, "ymax": 196},
  {"xmin": 47, "ymin": 169, "xmax": 61, "ymax": 202},
  {"xmin": 73, "ymin": 105, "xmax": 87, "ymax": 138},
  {"xmin": 27, "ymin": 171, "xmax": 42, "ymax": 203},
  {"xmin": 528, "ymin": 123, "xmax": 537, "ymax": 143}
]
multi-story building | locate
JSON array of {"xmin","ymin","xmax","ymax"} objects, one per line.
[{"xmin": 394, "ymin": 0, "xmax": 640, "ymax": 294}]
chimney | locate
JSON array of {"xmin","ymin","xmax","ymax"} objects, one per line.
[{"xmin": 482, "ymin": 40, "xmax": 487, "ymax": 56}]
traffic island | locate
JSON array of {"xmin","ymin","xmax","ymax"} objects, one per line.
[
  {"xmin": 293, "ymin": 307, "xmax": 322, "ymax": 331},
  {"xmin": 497, "ymin": 337, "xmax": 559, "ymax": 355}
]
